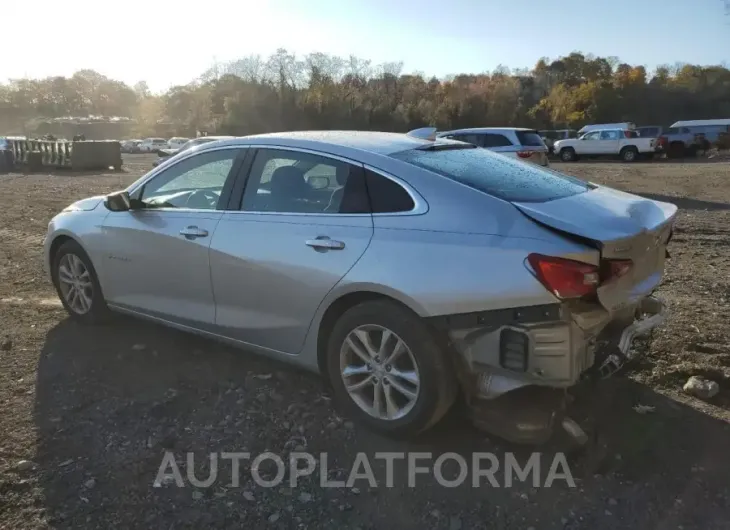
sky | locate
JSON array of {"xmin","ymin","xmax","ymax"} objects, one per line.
[{"xmin": 2, "ymin": 0, "xmax": 729, "ymax": 92}]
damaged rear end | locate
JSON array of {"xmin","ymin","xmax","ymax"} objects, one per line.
[
  {"xmin": 392, "ymin": 145, "xmax": 677, "ymax": 444},
  {"xmin": 514, "ymin": 184, "xmax": 676, "ymax": 375},
  {"xmin": 461, "ymin": 187, "xmax": 675, "ymax": 443}
]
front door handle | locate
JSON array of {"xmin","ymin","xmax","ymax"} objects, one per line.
[
  {"xmin": 306, "ymin": 237, "xmax": 345, "ymax": 250},
  {"xmin": 180, "ymin": 226, "xmax": 209, "ymax": 239}
]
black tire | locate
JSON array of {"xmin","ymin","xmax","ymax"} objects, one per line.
[
  {"xmin": 559, "ymin": 148, "xmax": 576, "ymax": 162},
  {"xmin": 51, "ymin": 240, "xmax": 112, "ymax": 324},
  {"xmin": 326, "ymin": 300, "xmax": 458, "ymax": 438},
  {"xmin": 620, "ymin": 146, "xmax": 638, "ymax": 162}
]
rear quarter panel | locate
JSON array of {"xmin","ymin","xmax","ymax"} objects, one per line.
[{"xmin": 319, "ymin": 160, "xmax": 598, "ymax": 317}]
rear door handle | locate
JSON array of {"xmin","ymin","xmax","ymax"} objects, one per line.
[
  {"xmin": 180, "ymin": 226, "xmax": 209, "ymax": 239},
  {"xmin": 306, "ymin": 237, "xmax": 345, "ymax": 250}
]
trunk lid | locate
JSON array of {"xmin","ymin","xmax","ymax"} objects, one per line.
[{"xmin": 515, "ymin": 185, "xmax": 677, "ymax": 312}]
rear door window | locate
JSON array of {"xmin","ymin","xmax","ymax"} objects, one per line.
[
  {"xmin": 447, "ymin": 134, "xmax": 483, "ymax": 147},
  {"xmin": 515, "ymin": 130, "xmax": 545, "ymax": 147},
  {"xmin": 483, "ymin": 134, "xmax": 512, "ymax": 147},
  {"xmin": 391, "ymin": 146, "xmax": 590, "ymax": 203}
]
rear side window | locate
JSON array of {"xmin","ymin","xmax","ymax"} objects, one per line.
[
  {"xmin": 391, "ymin": 147, "xmax": 590, "ymax": 203},
  {"xmin": 515, "ymin": 131, "xmax": 545, "ymax": 147},
  {"xmin": 365, "ymin": 169, "xmax": 415, "ymax": 213},
  {"xmin": 446, "ymin": 134, "xmax": 483, "ymax": 146},
  {"xmin": 483, "ymin": 134, "xmax": 512, "ymax": 147}
]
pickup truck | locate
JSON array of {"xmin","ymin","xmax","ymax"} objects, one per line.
[
  {"xmin": 554, "ymin": 128, "xmax": 657, "ymax": 162},
  {"xmin": 655, "ymin": 127, "xmax": 709, "ymax": 158}
]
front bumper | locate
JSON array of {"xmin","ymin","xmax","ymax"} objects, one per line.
[{"xmin": 457, "ymin": 295, "xmax": 667, "ymax": 444}]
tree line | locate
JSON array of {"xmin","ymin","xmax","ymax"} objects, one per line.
[{"xmin": 1, "ymin": 50, "xmax": 729, "ymax": 138}]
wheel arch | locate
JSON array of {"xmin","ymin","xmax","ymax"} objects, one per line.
[
  {"xmin": 47, "ymin": 231, "xmax": 99, "ymax": 286},
  {"xmin": 313, "ymin": 285, "xmax": 428, "ymax": 380}
]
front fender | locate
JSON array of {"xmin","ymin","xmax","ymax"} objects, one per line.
[{"xmin": 45, "ymin": 209, "xmax": 110, "ymax": 286}]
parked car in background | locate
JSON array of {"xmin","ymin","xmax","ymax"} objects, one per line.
[
  {"xmin": 138, "ymin": 138, "xmax": 168, "ymax": 153},
  {"xmin": 167, "ymin": 137, "xmax": 190, "ymax": 150},
  {"xmin": 121, "ymin": 140, "xmax": 142, "ymax": 153},
  {"xmin": 655, "ymin": 127, "xmax": 709, "ymax": 157},
  {"xmin": 669, "ymin": 120, "xmax": 730, "ymax": 145},
  {"xmin": 554, "ymin": 128, "xmax": 657, "ymax": 162},
  {"xmin": 539, "ymin": 129, "xmax": 578, "ymax": 154},
  {"xmin": 435, "ymin": 127, "xmax": 549, "ymax": 166},
  {"xmin": 43, "ymin": 130, "xmax": 676, "ymax": 444},
  {"xmin": 578, "ymin": 122, "xmax": 636, "ymax": 135},
  {"xmin": 152, "ymin": 136, "xmax": 235, "ymax": 167},
  {"xmin": 635, "ymin": 125, "xmax": 663, "ymax": 138}
]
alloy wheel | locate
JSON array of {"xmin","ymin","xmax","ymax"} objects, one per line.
[
  {"xmin": 57, "ymin": 253, "xmax": 93, "ymax": 315},
  {"xmin": 339, "ymin": 324, "xmax": 420, "ymax": 421}
]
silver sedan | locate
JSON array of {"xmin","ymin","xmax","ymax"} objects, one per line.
[{"xmin": 43, "ymin": 130, "xmax": 677, "ymax": 444}]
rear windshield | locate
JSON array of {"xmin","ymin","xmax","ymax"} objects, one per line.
[
  {"xmin": 392, "ymin": 146, "xmax": 590, "ymax": 203},
  {"xmin": 515, "ymin": 131, "xmax": 545, "ymax": 147}
]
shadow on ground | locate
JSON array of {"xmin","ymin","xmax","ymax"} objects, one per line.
[{"xmin": 32, "ymin": 318, "xmax": 730, "ymax": 529}]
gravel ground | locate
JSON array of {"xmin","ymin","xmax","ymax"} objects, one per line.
[{"xmin": 1, "ymin": 155, "xmax": 729, "ymax": 529}]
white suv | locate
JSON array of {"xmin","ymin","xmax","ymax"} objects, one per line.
[
  {"xmin": 138, "ymin": 138, "xmax": 168, "ymax": 153},
  {"xmin": 436, "ymin": 128, "xmax": 549, "ymax": 166}
]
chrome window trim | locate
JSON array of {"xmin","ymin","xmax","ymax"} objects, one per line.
[{"xmin": 225, "ymin": 144, "xmax": 428, "ymax": 218}]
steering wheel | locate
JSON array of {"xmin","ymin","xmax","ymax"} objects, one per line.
[{"xmin": 185, "ymin": 189, "xmax": 219, "ymax": 209}]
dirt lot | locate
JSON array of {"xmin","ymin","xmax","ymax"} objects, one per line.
[{"xmin": 1, "ymin": 155, "xmax": 729, "ymax": 529}]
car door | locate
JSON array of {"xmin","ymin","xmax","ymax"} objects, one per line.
[
  {"xmin": 599, "ymin": 129, "xmax": 621, "ymax": 154},
  {"xmin": 101, "ymin": 146, "xmax": 246, "ymax": 328},
  {"xmin": 209, "ymin": 147, "xmax": 373, "ymax": 354},
  {"xmin": 576, "ymin": 131, "xmax": 601, "ymax": 154}
]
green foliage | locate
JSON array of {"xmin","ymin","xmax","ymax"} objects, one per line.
[{"xmin": 2, "ymin": 51, "xmax": 730, "ymax": 137}]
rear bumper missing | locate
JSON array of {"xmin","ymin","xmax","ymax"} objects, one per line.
[
  {"xmin": 593, "ymin": 295, "xmax": 666, "ymax": 378},
  {"xmin": 444, "ymin": 295, "xmax": 667, "ymax": 444}
]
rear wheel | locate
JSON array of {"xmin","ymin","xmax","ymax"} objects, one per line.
[
  {"xmin": 620, "ymin": 146, "xmax": 638, "ymax": 162},
  {"xmin": 326, "ymin": 300, "xmax": 458, "ymax": 438},
  {"xmin": 52, "ymin": 240, "xmax": 111, "ymax": 324},
  {"xmin": 559, "ymin": 147, "xmax": 576, "ymax": 162}
]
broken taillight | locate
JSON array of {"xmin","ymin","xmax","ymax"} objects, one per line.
[
  {"xmin": 527, "ymin": 254, "xmax": 634, "ymax": 299},
  {"xmin": 527, "ymin": 254, "xmax": 600, "ymax": 299}
]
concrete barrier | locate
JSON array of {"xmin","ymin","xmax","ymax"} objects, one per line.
[
  {"xmin": 4, "ymin": 139, "xmax": 122, "ymax": 171},
  {"xmin": 70, "ymin": 140, "xmax": 122, "ymax": 171}
]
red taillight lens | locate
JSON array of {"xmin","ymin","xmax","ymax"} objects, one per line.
[
  {"xmin": 527, "ymin": 254, "xmax": 600, "ymax": 299},
  {"xmin": 517, "ymin": 151, "xmax": 532, "ymax": 159},
  {"xmin": 658, "ymin": 136, "xmax": 668, "ymax": 146}
]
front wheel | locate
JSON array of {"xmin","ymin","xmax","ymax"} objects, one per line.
[
  {"xmin": 559, "ymin": 148, "xmax": 576, "ymax": 162},
  {"xmin": 52, "ymin": 240, "xmax": 111, "ymax": 324},
  {"xmin": 620, "ymin": 146, "xmax": 638, "ymax": 162},
  {"xmin": 326, "ymin": 300, "xmax": 458, "ymax": 438}
]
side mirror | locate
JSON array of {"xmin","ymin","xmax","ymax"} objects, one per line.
[{"xmin": 105, "ymin": 190, "xmax": 131, "ymax": 212}]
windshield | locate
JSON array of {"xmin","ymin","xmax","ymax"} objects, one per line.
[{"xmin": 392, "ymin": 146, "xmax": 590, "ymax": 202}]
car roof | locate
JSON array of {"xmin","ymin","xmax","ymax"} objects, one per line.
[{"xmin": 203, "ymin": 130, "xmax": 446, "ymax": 156}]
